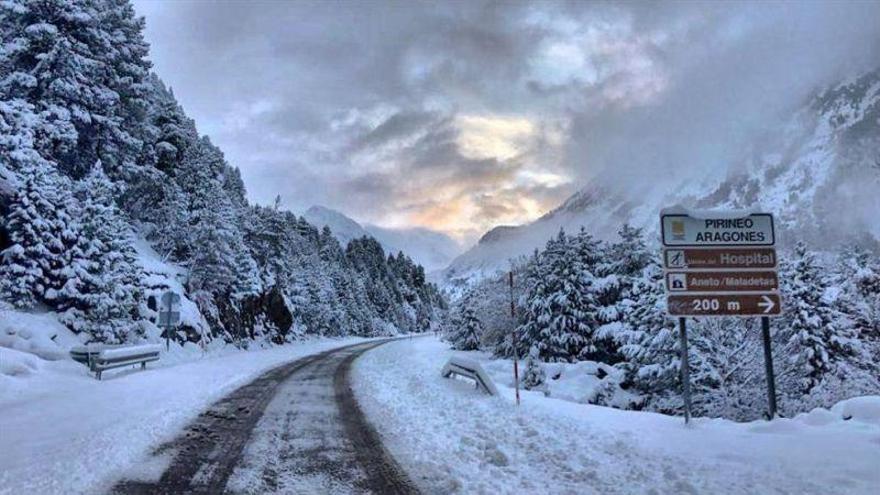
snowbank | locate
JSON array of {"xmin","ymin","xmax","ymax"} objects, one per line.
[
  {"xmin": 353, "ymin": 337, "xmax": 880, "ymax": 494},
  {"xmin": 833, "ymin": 396, "xmax": 880, "ymax": 425},
  {"xmin": 0, "ymin": 307, "xmax": 81, "ymax": 360},
  {"xmin": 0, "ymin": 336, "xmax": 371, "ymax": 494},
  {"xmin": 795, "ymin": 396, "xmax": 880, "ymax": 427},
  {"xmin": 0, "ymin": 347, "xmax": 42, "ymax": 378},
  {"xmin": 480, "ymin": 355, "xmax": 637, "ymax": 408}
]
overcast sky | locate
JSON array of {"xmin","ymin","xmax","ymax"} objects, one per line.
[{"xmin": 133, "ymin": 0, "xmax": 880, "ymax": 244}]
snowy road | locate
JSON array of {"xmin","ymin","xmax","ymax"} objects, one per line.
[{"xmin": 113, "ymin": 339, "xmax": 417, "ymax": 494}]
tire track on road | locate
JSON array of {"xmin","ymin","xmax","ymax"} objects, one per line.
[{"xmin": 113, "ymin": 339, "xmax": 418, "ymax": 494}]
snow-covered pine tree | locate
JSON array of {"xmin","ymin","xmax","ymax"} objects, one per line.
[
  {"xmin": 518, "ymin": 230, "xmax": 596, "ymax": 362},
  {"xmin": 245, "ymin": 198, "xmax": 294, "ymax": 288},
  {"xmin": 449, "ymin": 298, "xmax": 483, "ymax": 351},
  {"xmin": 522, "ymin": 345, "xmax": 546, "ymax": 391},
  {"xmin": 607, "ymin": 224, "xmax": 651, "ymax": 277},
  {"xmin": 492, "ymin": 253, "xmax": 540, "ymax": 359},
  {"xmin": 0, "ymin": 0, "xmax": 151, "ymax": 179},
  {"xmin": 686, "ymin": 316, "xmax": 767, "ymax": 420},
  {"xmin": 0, "ymin": 97, "xmax": 50, "ymax": 280},
  {"xmin": 231, "ymin": 231, "xmax": 262, "ymax": 298},
  {"xmin": 55, "ymin": 164, "xmax": 143, "ymax": 342},
  {"xmin": 595, "ymin": 225, "xmax": 653, "ymax": 363},
  {"xmin": 121, "ymin": 75, "xmax": 195, "ymax": 258},
  {"xmin": 0, "ymin": 99, "xmax": 45, "ymax": 174},
  {"xmin": 187, "ymin": 189, "xmax": 241, "ymax": 297},
  {"xmin": 782, "ymin": 242, "xmax": 856, "ymax": 394},
  {"xmin": 615, "ymin": 259, "xmax": 679, "ymax": 401},
  {"xmin": 178, "ymin": 136, "xmax": 260, "ymax": 300},
  {"xmin": 141, "ymin": 75, "xmax": 199, "ymax": 176},
  {"xmin": 836, "ymin": 244, "xmax": 880, "ymax": 346},
  {"xmin": 347, "ymin": 236, "xmax": 399, "ymax": 328},
  {"xmin": 121, "ymin": 166, "xmax": 190, "ymax": 259},
  {"xmin": 96, "ymin": 0, "xmax": 152, "ymax": 175},
  {"xmin": 0, "ymin": 162, "xmax": 77, "ymax": 307}
]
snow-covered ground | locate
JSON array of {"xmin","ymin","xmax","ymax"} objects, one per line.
[
  {"xmin": 0, "ymin": 335, "xmax": 372, "ymax": 495},
  {"xmin": 353, "ymin": 337, "xmax": 880, "ymax": 494}
]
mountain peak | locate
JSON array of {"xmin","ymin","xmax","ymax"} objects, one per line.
[{"xmin": 302, "ymin": 205, "xmax": 462, "ymax": 271}]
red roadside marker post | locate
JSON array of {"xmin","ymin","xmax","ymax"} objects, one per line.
[{"xmin": 660, "ymin": 208, "xmax": 783, "ymax": 423}]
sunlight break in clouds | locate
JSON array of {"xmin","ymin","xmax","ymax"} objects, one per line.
[{"xmin": 455, "ymin": 114, "xmax": 536, "ymax": 161}]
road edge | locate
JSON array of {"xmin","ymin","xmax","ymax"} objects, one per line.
[{"xmin": 335, "ymin": 338, "xmax": 421, "ymax": 495}]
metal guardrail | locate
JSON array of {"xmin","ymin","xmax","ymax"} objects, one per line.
[
  {"xmin": 441, "ymin": 357, "xmax": 498, "ymax": 396},
  {"xmin": 70, "ymin": 344, "xmax": 162, "ymax": 380}
]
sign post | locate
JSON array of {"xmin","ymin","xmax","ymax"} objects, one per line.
[
  {"xmin": 509, "ymin": 271, "xmax": 521, "ymax": 407},
  {"xmin": 159, "ymin": 291, "xmax": 181, "ymax": 351},
  {"xmin": 677, "ymin": 317, "xmax": 693, "ymax": 424},
  {"xmin": 761, "ymin": 317, "xmax": 778, "ymax": 418},
  {"xmin": 661, "ymin": 208, "xmax": 782, "ymax": 422}
]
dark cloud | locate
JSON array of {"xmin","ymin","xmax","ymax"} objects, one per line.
[
  {"xmin": 133, "ymin": 0, "xmax": 880, "ymax": 245},
  {"xmin": 352, "ymin": 111, "xmax": 440, "ymax": 152}
]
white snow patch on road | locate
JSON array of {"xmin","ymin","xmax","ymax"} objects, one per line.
[
  {"xmin": 0, "ymin": 336, "xmax": 371, "ymax": 495},
  {"xmin": 352, "ymin": 337, "xmax": 880, "ymax": 495}
]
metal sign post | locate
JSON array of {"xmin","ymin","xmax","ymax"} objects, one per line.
[
  {"xmin": 761, "ymin": 317, "xmax": 778, "ymax": 418},
  {"xmin": 509, "ymin": 271, "xmax": 521, "ymax": 407},
  {"xmin": 661, "ymin": 207, "xmax": 783, "ymax": 422},
  {"xmin": 677, "ymin": 317, "xmax": 693, "ymax": 424}
]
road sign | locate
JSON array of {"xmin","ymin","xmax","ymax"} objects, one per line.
[
  {"xmin": 161, "ymin": 291, "xmax": 181, "ymax": 309},
  {"xmin": 661, "ymin": 213, "xmax": 775, "ymax": 246},
  {"xmin": 667, "ymin": 293, "xmax": 781, "ymax": 316},
  {"xmin": 663, "ymin": 247, "xmax": 777, "ymax": 270},
  {"xmin": 660, "ymin": 207, "xmax": 783, "ymax": 421},
  {"xmin": 660, "ymin": 209, "xmax": 782, "ymax": 318},
  {"xmin": 665, "ymin": 270, "xmax": 779, "ymax": 292},
  {"xmin": 158, "ymin": 310, "xmax": 181, "ymax": 327},
  {"xmin": 159, "ymin": 291, "xmax": 181, "ymax": 328},
  {"xmin": 159, "ymin": 290, "xmax": 181, "ymax": 351}
]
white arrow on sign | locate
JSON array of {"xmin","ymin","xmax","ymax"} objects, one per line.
[{"xmin": 758, "ymin": 295, "xmax": 776, "ymax": 314}]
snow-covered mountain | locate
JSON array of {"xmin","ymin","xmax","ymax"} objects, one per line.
[
  {"xmin": 302, "ymin": 205, "xmax": 368, "ymax": 247},
  {"xmin": 442, "ymin": 69, "xmax": 880, "ymax": 288},
  {"xmin": 303, "ymin": 205, "xmax": 462, "ymax": 271},
  {"xmin": 365, "ymin": 225, "xmax": 463, "ymax": 273}
]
